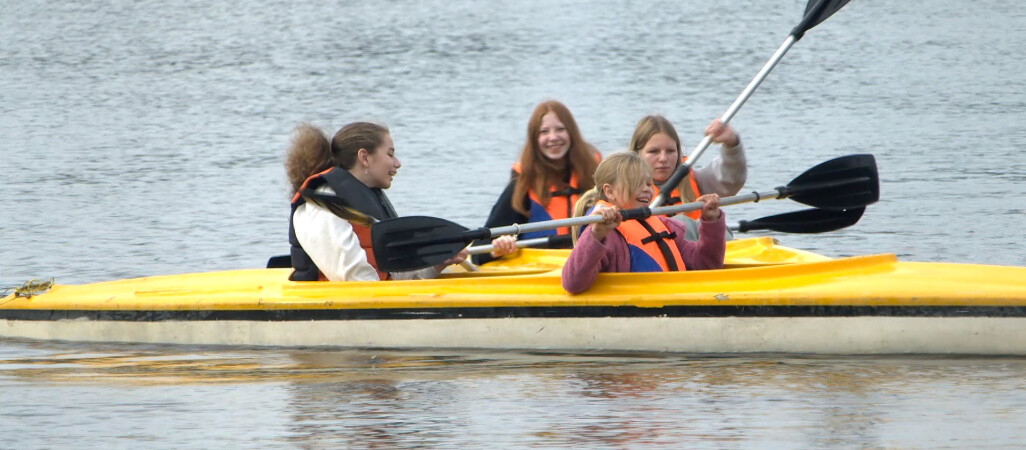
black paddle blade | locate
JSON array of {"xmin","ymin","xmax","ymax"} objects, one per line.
[
  {"xmin": 736, "ymin": 207, "xmax": 865, "ymax": 234},
  {"xmin": 266, "ymin": 254, "xmax": 292, "ymax": 268},
  {"xmin": 792, "ymin": 0, "xmax": 852, "ymax": 39},
  {"xmin": 371, "ymin": 216, "xmax": 475, "ymax": 273},
  {"xmin": 784, "ymin": 154, "xmax": 879, "ymax": 210}
]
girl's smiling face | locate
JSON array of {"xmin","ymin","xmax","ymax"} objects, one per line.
[
  {"xmin": 536, "ymin": 112, "xmax": 571, "ymax": 160},
  {"xmin": 365, "ymin": 134, "xmax": 400, "ymax": 189},
  {"xmin": 604, "ymin": 173, "xmax": 655, "ymax": 210}
]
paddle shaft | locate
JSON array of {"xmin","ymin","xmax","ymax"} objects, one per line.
[
  {"xmin": 388, "ymin": 195, "xmax": 750, "ymax": 249},
  {"xmin": 376, "ymin": 153, "xmax": 877, "ymax": 272},
  {"xmin": 651, "ymin": 36, "xmax": 797, "ymax": 209},
  {"xmin": 392, "ymin": 174, "xmax": 869, "ymax": 251},
  {"xmin": 468, "ymin": 204, "xmax": 863, "ymax": 254},
  {"xmin": 467, "ymin": 209, "xmax": 759, "ymax": 255},
  {"xmin": 652, "ymin": 0, "xmax": 843, "ymax": 208},
  {"xmin": 497, "ymin": 177, "xmax": 868, "ymax": 237},
  {"xmin": 467, "ymin": 235, "xmax": 570, "ymax": 255},
  {"xmin": 491, "ymin": 188, "xmax": 780, "ymax": 237}
]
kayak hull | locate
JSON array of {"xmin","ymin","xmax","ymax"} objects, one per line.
[
  {"xmin": 4, "ymin": 315, "xmax": 1025, "ymax": 355},
  {"xmin": 3, "ymin": 240, "xmax": 1026, "ymax": 354}
]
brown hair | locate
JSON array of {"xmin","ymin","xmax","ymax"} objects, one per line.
[
  {"xmin": 511, "ymin": 100, "xmax": 599, "ymax": 216},
  {"xmin": 628, "ymin": 115, "xmax": 696, "ymax": 204},
  {"xmin": 285, "ymin": 122, "xmax": 389, "ymax": 195}
]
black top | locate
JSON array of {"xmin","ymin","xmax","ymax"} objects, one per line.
[{"xmin": 471, "ymin": 175, "xmax": 574, "ymax": 265}]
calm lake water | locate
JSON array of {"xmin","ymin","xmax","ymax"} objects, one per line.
[{"xmin": 2, "ymin": 0, "xmax": 1026, "ymax": 447}]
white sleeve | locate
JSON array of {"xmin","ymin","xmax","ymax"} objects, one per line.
[
  {"xmin": 692, "ymin": 138, "xmax": 747, "ymax": 197},
  {"xmin": 292, "ymin": 201, "xmax": 381, "ymax": 282}
]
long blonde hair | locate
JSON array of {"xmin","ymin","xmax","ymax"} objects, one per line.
[
  {"xmin": 570, "ymin": 152, "xmax": 651, "ymax": 244},
  {"xmin": 628, "ymin": 115, "xmax": 696, "ymax": 204},
  {"xmin": 511, "ymin": 100, "xmax": 599, "ymax": 216}
]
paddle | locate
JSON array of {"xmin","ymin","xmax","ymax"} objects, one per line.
[
  {"xmin": 651, "ymin": 0, "xmax": 853, "ymax": 208},
  {"xmin": 267, "ymin": 205, "xmax": 861, "ymax": 265},
  {"xmin": 732, "ymin": 206, "xmax": 864, "ymax": 234},
  {"xmin": 267, "ymin": 191, "xmax": 480, "ymax": 271},
  {"xmin": 370, "ymin": 154, "xmax": 878, "ymax": 272},
  {"xmin": 465, "ymin": 207, "xmax": 862, "ymax": 254},
  {"xmin": 466, "ymin": 234, "xmax": 573, "ymax": 256}
]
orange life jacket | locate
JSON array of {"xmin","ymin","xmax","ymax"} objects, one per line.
[
  {"xmin": 595, "ymin": 200, "xmax": 686, "ymax": 272},
  {"xmin": 653, "ymin": 156, "xmax": 702, "ymax": 220},
  {"xmin": 511, "ymin": 161, "xmax": 585, "ymax": 238},
  {"xmin": 349, "ymin": 223, "xmax": 386, "ymax": 281}
]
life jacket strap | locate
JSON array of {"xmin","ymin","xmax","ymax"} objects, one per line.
[
  {"xmin": 550, "ymin": 187, "xmax": 585, "ymax": 197},
  {"xmin": 635, "ymin": 219, "xmax": 680, "ymax": 272},
  {"xmin": 640, "ymin": 230, "xmax": 677, "ymax": 244}
]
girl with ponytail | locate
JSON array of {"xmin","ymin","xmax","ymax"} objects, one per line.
[
  {"xmin": 286, "ymin": 122, "xmax": 467, "ymax": 282},
  {"xmin": 561, "ymin": 152, "xmax": 726, "ymax": 294}
]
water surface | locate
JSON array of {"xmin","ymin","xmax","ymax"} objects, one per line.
[{"xmin": 2, "ymin": 0, "xmax": 1025, "ymax": 446}]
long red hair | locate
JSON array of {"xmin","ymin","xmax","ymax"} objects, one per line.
[{"xmin": 511, "ymin": 100, "xmax": 599, "ymax": 216}]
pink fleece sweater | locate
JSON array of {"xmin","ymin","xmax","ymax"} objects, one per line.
[{"xmin": 561, "ymin": 214, "xmax": 727, "ymax": 294}]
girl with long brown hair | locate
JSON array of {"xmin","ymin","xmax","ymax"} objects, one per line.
[{"xmin": 473, "ymin": 100, "xmax": 601, "ymax": 264}]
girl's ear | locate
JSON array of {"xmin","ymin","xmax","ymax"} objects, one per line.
[
  {"xmin": 357, "ymin": 148, "xmax": 370, "ymax": 167},
  {"xmin": 600, "ymin": 183, "xmax": 616, "ymax": 202}
]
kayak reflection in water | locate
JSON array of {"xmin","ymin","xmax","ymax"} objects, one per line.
[
  {"xmin": 562, "ymin": 152, "xmax": 726, "ymax": 294},
  {"xmin": 285, "ymin": 122, "xmax": 468, "ymax": 282}
]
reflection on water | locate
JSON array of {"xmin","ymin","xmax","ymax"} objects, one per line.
[{"xmin": 3, "ymin": 339, "xmax": 1026, "ymax": 447}]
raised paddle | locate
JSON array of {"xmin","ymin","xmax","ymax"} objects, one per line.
[
  {"xmin": 370, "ymin": 153, "xmax": 878, "ymax": 272},
  {"xmin": 651, "ymin": 0, "xmax": 853, "ymax": 208},
  {"xmin": 466, "ymin": 206, "xmax": 865, "ymax": 254}
]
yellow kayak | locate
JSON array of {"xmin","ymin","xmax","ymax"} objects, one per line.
[
  {"xmin": 3, "ymin": 236, "xmax": 1024, "ymax": 355},
  {"xmin": 464, "ymin": 236, "xmax": 831, "ymax": 272}
]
